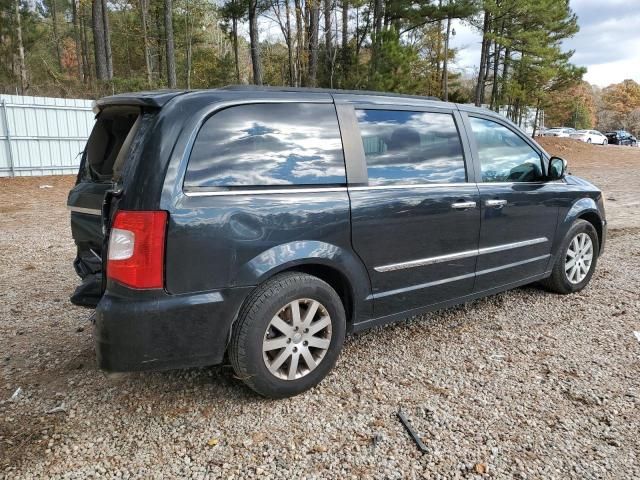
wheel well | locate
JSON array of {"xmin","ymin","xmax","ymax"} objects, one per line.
[
  {"xmin": 284, "ymin": 264, "xmax": 354, "ymax": 326},
  {"xmin": 578, "ymin": 211, "xmax": 603, "ymax": 251}
]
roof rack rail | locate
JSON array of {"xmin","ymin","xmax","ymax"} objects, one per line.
[{"xmin": 218, "ymin": 85, "xmax": 441, "ymax": 102}]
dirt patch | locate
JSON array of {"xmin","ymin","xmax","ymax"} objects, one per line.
[{"xmin": 537, "ymin": 137, "xmax": 640, "ymax": 230}]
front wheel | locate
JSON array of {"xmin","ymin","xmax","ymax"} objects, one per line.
[
  {"xmin": 602, "ymin": 139, "xmax": 608, "ymax": 145},
  {"xmin": 229, "ymin": 272, "xmax": 346, "ymax": 398},
  {"xmin": 587, "ymin": 138, "xmax": 592, "ymax": 144},
  {"xmin": 542, "ymin": 219, "xmax": 599, "ymax": 294}
]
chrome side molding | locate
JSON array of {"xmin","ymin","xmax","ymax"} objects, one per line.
[{"xmin": 374, "ymin": 237, "xmax": 549, "ymax": 272}]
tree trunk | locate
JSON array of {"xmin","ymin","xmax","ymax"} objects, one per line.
[
  {"xmin": 294, "ymin": 0, "xmax": 304, "ymax": 86},
  {"xmin": 232, "ymin": 14, "xmax": 240, "ymax": 83},
  {"xmin": 72, "ymin": 0, "xmax": 84, "ymax": 81},
  {"xmin": 499, "ymin": 46, "xmax": 511, "ymax": 107},
  {"xmin": 92, "ymin": 0, "xmax": 108, "ymax": 81},
  {"xmin": 164, "ymin": 0, "xmax": 176, "ymax": 88},
  {"xmin": 284, "ymin": 0, "xmax": 294, "ymax": 85},
  {"xmin": 490, "ymin": 42, "xmax": 500, "ymax": 110},
  {"xmin": 474, "ymin": 10, "xmax": 490, "ymax": 106},
  {"xmin": 307, "ymin": 0, "xmax": 320, "ymax": 86},
  {"xmin": 371, "ymin": 0, "xmax": 383, "ymax": 70},
  {"xmin": 442, "ymin": 13, "xmax": 451, "ymax": 101},
  {"xmin": 532, "ymin": 99, "xmax": 540, "ymax": 138},
  {"xmin": 341, "ymin": 0, "xmax": 348, "ymax": 69},
  {"xmin": 324, "ymin": 0, "xmax": 333, "ymax": 82},
  {"xmin": 435, "ymin": 0, "xmax": 442, "ymax": 96},
  {"xmin": 248, "ymin": 0, "xmax": 263, "ymax": 85},
  {"xmin": 140, "ymin": 0, "xmax": 153, "ymax": 87},
  {"xmin": 50, "ymin": 0, "xmax": 63, "ymax": 70},
  {"xmin": 481, "ymin": 44, "xmax": 491, "ymax": 105},
  {"xmin": 80, "ymin": 3, "xmax": 92, "ymax": 84},
  {"xmin": 101, "ymin": 0, "xmax": 113, "ymax": 79},
  {"xmin": 14, "ymin": 0, "xmax": 27, "ymax": 93},
  {"xmin": 185, "ymin": 0, "xmax": 192, "ymax": 88}
]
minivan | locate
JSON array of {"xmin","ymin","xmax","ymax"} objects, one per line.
[{"xmin": 68, "ymin": 86, "xmax": 606, "ymax": 398}]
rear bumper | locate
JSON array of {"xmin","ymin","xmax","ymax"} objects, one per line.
[{"xmin": 94, "ymin": 283, "xmax": 253, "ymax": 372}]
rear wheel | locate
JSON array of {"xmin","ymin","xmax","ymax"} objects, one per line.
[
  {"xmin": 587, "ymin": 138, "xmax": 592, "ymax": 144},
  {"xmin": 229, "ymin": 272, "xmax": 346, "ymax": 398},
  {"xmin": 542, "ymin": 219, "xmax": 599, "ymax": 294}
]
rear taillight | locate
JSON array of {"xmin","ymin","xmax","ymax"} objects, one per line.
[{"xmin": 107, "ymin": 210, "xmax": 167, "ymax": 289}]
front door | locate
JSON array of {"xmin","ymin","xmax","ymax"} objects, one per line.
[
  {"xmin": 465, "ymin": 115, "xmax": 559, "ymax": 292},
  {"xmin": 347, "ymin": 106, "xmax": 481, "ymax": 318}
]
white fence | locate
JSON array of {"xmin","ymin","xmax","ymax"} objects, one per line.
[{"xmin": 0, "ymin": 95, "xmax": 95, "ymax": 177}]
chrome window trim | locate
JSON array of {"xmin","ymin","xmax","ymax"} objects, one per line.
[
  {"xmin": 374, "ymin": 237, "xmax": 548, "ymax": 272},
  {"xmin": 183, "ymin": 186, "xmax": 349, "ymax": 197},
  {"xmin": 68, "ymin": 206, "xmax": 102, "ymax": 216}
]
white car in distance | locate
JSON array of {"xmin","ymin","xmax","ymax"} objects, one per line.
[
  {"xmin": 543, "ymin": 127, "xmax": 576, "ymax": 137},
  {"xmin": 569, "ymin": 130, "xmax": 608, "ymax": 145}
]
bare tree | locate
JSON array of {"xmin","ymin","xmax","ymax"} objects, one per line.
[
  {"xmin": 475, "ymin": 10, "xmax": 491, "ymax": 106},
  {"xmin": 14, "ymin": 0, "xmax": 27, "ymax": 93},
  {"xmin": 72, "ymin": 0, "xmax": 84, "ymax": 82},
  {"xmin": 441, "ymin": 11, "xmax": 451, "ymax": 101},
  {"xmin": 101, "ymin": 0, "xmax": 113, "ymax": 79},
  {"xmin": 140, "ymin": 0, "xmax": 153, "ymax": 87},
  {"xmin": 324, "ymin": 0, "xmax": 334, "ymax": 82},
  {"xmin": 50, "ymin": 0, "xmax": 63, "ymax": 70},
  {"xmin": 270, "ymin": 0, "xmax": 295, "ymax": 85},
  {"xmin": 307, "ymin": 0, "xmax": 319, "ymax": 86},
  {"xmin": 248, "ymin": 0, "xmax": 263, "ymax": 85},
  {"xmin": 92, "ymin": 0, "xmax": 109, "ymax": 81},
  {"xmin": 164, "ymin": 0, "xmax": 176, "ymax": 88}
]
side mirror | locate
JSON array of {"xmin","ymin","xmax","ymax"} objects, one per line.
[{"xmin": 548, "ymin": 156, "xmax": 567, "ymax": 180}]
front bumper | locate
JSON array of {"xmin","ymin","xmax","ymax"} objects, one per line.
[{"xmin": 94, "ymin": 283, "xmax": 253, "ymax": 372}]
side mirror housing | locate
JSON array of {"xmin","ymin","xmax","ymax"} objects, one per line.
[{"xmin": 548, "ymin": 156, "xmax": 567, "ymax": 180}]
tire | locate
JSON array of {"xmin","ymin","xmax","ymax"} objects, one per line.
[
  {"xmin": 542, "ymin": 219, "xmax": 599, "ymax": 294},
  {"xmin": 229, "ymin": 272, "xmax": 346, "ymax": 398},
  {"xmin": 587, "ymin": 138, "xmax": 591, "ymax": 144}
]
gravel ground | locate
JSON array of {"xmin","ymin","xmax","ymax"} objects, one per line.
[{"xmin": 1, "ymin": 141, "xmax": 640, "ymax": 479}]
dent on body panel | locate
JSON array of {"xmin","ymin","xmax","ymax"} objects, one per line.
[{"xmin": 166, "ymin": 193, "xmax": 352, "ymax": 293}]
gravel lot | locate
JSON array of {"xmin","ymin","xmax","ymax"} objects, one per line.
[{"xmin": 1, "ymin": 139, "xmax": 639, "ymax": 478}]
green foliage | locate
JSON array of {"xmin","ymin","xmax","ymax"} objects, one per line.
[{"xmin": 0, "ymin": 0, "xmax": 586, "ymax": 112}]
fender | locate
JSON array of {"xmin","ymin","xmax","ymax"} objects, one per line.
[
  {"xmin": 549, "ymin": 196, "xmax": 603, "ymax": 267},
  {"xmin": 236, "ymin": 240, "xmax": 373, "ymax": 320}
]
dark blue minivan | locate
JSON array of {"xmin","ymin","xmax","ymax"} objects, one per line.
[{"xmin": 68, "ymin": 87, "xmax": 606, "ymax": 398}]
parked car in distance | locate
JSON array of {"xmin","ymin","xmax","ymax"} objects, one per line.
[
  {"xmin": 570, "ymin": 130, "xmax": 608, "ymax": 145},
  {"xmin": 68, "ymin": 87, "xmax": 607, "ymax": 398},
  {"xmin": 543, "ymin": 127, "xmax": 576, "ymax": 137},
  {"xmin": 605, "ymin": 130, "xmax": 638, "ymax": 146}
]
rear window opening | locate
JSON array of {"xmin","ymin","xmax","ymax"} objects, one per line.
[{"xmin": 82, "ymin": 106, "xmax": 141, "ymax": 183}]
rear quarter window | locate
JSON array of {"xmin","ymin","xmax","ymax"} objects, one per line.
[{"xmin": 184, "ymin": 103, "xmax": 346, "ymax": 189}]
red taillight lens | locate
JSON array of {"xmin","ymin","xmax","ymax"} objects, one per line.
[{"xmin": 107, "ymin": 210, "xmax": 167, "ymax": 289}]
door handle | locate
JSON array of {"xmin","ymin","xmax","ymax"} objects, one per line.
[
  {"xmin": 451, "ymin": 201, "xmax": 477, "ymax": 210},
  {"xmin": 485, "ymin": 199, "xmax": 507, "ymax": 208}
]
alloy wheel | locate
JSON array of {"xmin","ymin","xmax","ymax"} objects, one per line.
[
  {"xmin": 262, "ymin": 298, "xmax": 332, "ymax": 380},
  {"xmin": 565, "ymin": 233, "xmax": 593, "ymax": 284}
]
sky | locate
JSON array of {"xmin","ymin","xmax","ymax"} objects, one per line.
[{"xmin": 449, "ymin": 0, "xmax": 640, "ymax": 87}]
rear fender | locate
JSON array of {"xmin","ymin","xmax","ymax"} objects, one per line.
[{"xmin": 236, "ymin": 240, "xmax": 372, "ymax": 321}]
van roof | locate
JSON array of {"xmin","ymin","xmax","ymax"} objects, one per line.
[
  {"xmin": 96, "ymin": 85, "xmax": 442, "ymax": 109},
  {"xmin": 95, "ymin": 86, "xmax": 505, "ymax": 122}
]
